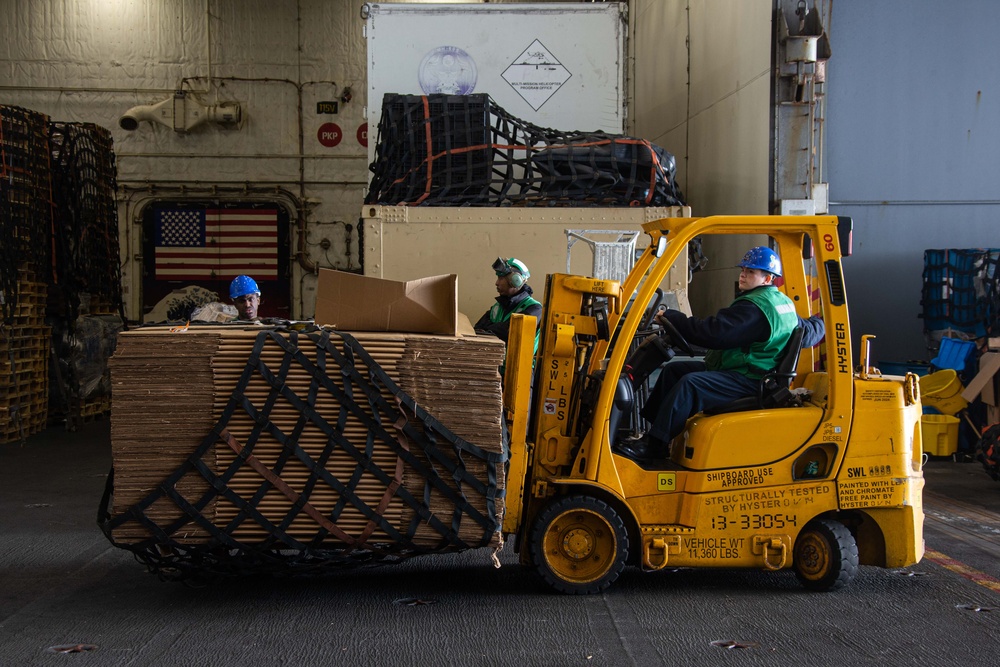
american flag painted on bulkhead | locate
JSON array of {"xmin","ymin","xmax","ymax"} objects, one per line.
[{"xmin": 154, "ymin": 208, "xmax": 278, "ymax": 280}]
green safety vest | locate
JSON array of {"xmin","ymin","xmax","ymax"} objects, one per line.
[
  {"xmin": 490, "ymin": 294, "xmax": 542, "ymax": 356},
  {"xmin": 705, "ymin": 286, "xmax": 798, "ymax": 378}
]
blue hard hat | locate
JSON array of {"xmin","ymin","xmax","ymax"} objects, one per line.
[
  {"xmin": 738, "ymin": 246, "xmax": 782, "ymax": 277},
  {"xmin": 230, "ymin": 275, "xmax": 260, "ymax": 299}
]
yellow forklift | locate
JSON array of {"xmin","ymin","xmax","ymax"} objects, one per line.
[{"xmin": 500, "ymin": 214, "xmax": 925, "ymax": 594}]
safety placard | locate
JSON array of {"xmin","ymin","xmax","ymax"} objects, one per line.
[{"xmin": 502, "ymin": 39, "xmax": 572, "ymax": 111}]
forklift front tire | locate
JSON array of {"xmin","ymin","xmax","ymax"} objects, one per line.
[
  {"xmin": 529, "ymin": 495, "xmax": 628, "ymax": 595},
  {"xmin": 793, "ymin": 518, "xmax": 859, "ymax": 591}
]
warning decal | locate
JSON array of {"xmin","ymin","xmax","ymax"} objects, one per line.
[
  {"xmin": 502, "ymin": 39, "xmax": 572, "ymax": 111},
  {"xmin": 838, "ymin": 478, "xmax": 904, "ymax": 509}
]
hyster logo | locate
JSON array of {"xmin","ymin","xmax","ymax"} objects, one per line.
[
  {"xmin": 836, "ymin": 322, "xmax": 849, "ymax": 373},
  {"xmin": 847, "ymin": 467, "xmax": 866, "ymax": 478}
]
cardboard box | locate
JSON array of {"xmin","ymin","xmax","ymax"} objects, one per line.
[
  {"xmin": 314, "ymin": 269, "xmax": 474, "ymax": 336},
  {"xmin": 988, "ymin": 404, "xmax": 1000, "ymax": 426},
  {"xmin": 961, "ymin": 352, "xmax": 1000, "ymax": 405}
]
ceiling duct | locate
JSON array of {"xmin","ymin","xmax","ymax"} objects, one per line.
[{"xmin": 119, "ymin": 91, "xmax": 242, "ymax": 132}]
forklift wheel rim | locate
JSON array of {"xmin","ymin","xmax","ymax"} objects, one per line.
[
  {"xmin": 795, "ymin": 531, "xmax": 832, "ymax": 581},
  {"xmin": 793, "ymin": 518, "xmax": 859, "ymax": 591},
  {"xmin": 542, "ymin": 507, "xmax": 617, "ymax": 584}
]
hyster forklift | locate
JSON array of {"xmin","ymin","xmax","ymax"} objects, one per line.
[{"xmin": 500, "ymin": 214, "xmax": 925, "ymax": 594}]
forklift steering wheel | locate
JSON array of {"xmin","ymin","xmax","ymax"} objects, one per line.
[{"xmin": 657, "ymin": 314, "xmax": 695, "ymax": 356}]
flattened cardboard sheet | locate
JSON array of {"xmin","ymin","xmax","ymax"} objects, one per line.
[
  {"xmin": 314, "ymin": 269, "xmax": 473, "ymax": 336},
  {"xmin": 962, "ymin": 352, "xmax": 1000, "ymax": 404}
]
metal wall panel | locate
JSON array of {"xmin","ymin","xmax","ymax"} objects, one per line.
[
  {"xmin": 630, "ymin": 0, "xmax": 771, "ymax": 314},
  {"xmin": 827, "ymin": 0, "xmax": 1000, "ymax": 360}
]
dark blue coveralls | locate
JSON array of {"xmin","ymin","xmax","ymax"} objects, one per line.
[{"xmin": 639, "ymin": 290, "xmax": 825, "ymax": 454}]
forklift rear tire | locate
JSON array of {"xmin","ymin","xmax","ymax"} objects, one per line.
[
  {"xmin": 793, "ymin": 518, "xmax": 859, "ymax": 591},
  {"xmin": 529, "ymin": 495, "xmax": 628, "ymax": 595}
]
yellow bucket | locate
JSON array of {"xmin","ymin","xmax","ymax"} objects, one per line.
[
  {"xmin": 920, "ymin": 414, "xmax": 959, "ymax": 457},
  {"xmin": 919, "ymin": 369, "xmax": 968, "ymax": 415}
]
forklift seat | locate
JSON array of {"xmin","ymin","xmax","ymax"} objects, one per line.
[{"xmin": 705, "ymin": 326, "xmax": 804, "ymax": 415}]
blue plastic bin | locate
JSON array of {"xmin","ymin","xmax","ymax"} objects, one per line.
[
  {"xmin": 878, "ymin": 361, "xmax": 930, "ymax": 376},
  {"xmin": 930, "ymin": 337, "xmax": 977, "ymax": 372}
]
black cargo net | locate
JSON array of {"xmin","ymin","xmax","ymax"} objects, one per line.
[
  {"xmin": 49, "ymin": 122, "xmax": 124, "ymax": 325},
  {"xmin": 366, "ymin": 93, "xmax": 684, "ymax": 208},
  {"xmin": 99, "ymin": 327, "xmax": 506, "ymax": 581},
  {"xmin": 0, "ymin": 105, "xmax": 53, "ymax": 324}
]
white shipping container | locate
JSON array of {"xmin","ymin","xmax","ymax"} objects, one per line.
[{"xmin": 364, "ymin": 2, "xmax": 626, "ymax": 168}]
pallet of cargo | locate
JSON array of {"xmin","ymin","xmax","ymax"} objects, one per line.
[{"xmin": 100, "ymin": 323, "xmax": 508, "ymax": 580}]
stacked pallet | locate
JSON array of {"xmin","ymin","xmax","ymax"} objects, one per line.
[
  {"xmin": 106, "ymin": 325, "xmax": 506, "ymax": 556},
  {"xmin": 1, "ymin": 272, "xmax": 50, "ymax": 443},
  {"xmin": 1, "ymin": 105, "xmax": 54, "ymax": 444},
  {"xmin": 48, "ymin": 122, "xmax": 123, "ymax": 428}
]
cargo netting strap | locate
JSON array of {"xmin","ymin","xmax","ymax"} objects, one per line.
[
  {"xmin": 99, "ymin": 327, "xmax": 507, "ymax": 581},
  {"xmin": 48, "ymin": 122, "xmax": 125, "ymax": 326},
  {"xmin": 0, "ymin": 105, "xmax": 54, "ymax": 325},
  {"xmin": 921, "ymin": 248, "xmax": 1000, "ymax": 338},
  {"xmin": 365, "ymin": 93, "xmax": 685, "ymax": 208}
]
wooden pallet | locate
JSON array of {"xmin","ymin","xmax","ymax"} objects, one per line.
[{"xmin": 0, "ymin": 324, "xmax": 50, "ymax": 443}]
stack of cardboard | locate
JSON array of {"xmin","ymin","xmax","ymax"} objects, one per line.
[
  {"xmin": 962, "ymin": 342, "xmax": 1000, "ymax": 426},
  {"xmin": 108, "ymin": 329, "xmax": 220, "ymax": 542},
  {"xmin": 107, "ymin": 323, "xmax": 507, "ymax": 552}
]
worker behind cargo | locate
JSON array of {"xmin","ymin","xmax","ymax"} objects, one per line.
[
  {"xmin": 615, "ymin": 246, "xmax": 825, "ymax": 462},
  {"xmin": 474, "ymin": 257, "xmax": 543, "ymax": 372},
  {"xmin": 230, "ymin": 274, "xmax": 263, "ymax": 321}
]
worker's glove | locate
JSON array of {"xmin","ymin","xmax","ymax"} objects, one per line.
[{"xmin": 653, "ymin": 308, "xmax": 680, "ymax": 327}]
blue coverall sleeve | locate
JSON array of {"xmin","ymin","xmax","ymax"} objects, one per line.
[
  {"xmin": 797, "ymin": 315, "xmax": 826, "ymax": 348},
  {"xmin": 661, "ymin": 301, "xmax": 770, "ymax": 349}
]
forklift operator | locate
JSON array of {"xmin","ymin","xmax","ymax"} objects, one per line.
[
  {"xmin": 615, "ymin": 246, "xmax": 825, "ymax": 462},
  {"xmin": 474, "ymin": 257, "xmax": 543, "ymax": 364}
]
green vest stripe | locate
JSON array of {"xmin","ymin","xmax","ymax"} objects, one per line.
[
  {"xmin": 489, "ymin": 296, "xmax": 541, "ymax": 323},
  {"xmin": 491, "ymin": 296, "xmax": 542, "ymax": 355},
  {"xmin": 492, "ymin": 296, "xmax": 542, "ymax": 375}
]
